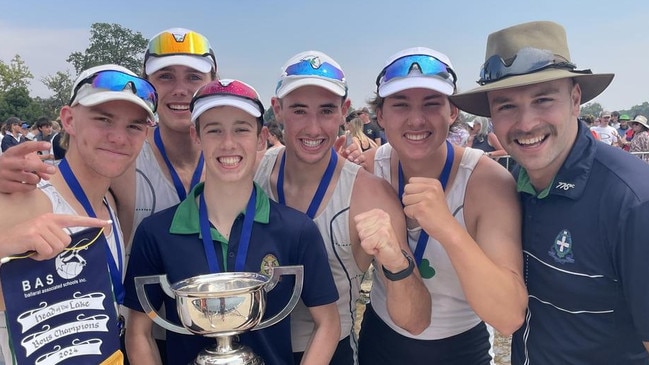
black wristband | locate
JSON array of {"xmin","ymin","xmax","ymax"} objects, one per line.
[{"xmin": 382, "ymin": 250, "xmax": 415, "ymax": 281}]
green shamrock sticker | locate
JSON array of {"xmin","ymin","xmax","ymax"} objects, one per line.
[{"xmin": 418, "ymin": 259, "xmax": 436, "ymax": 279}]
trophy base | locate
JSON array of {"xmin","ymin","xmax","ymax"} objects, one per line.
[{"xmin": 193, "ymin": 343, "xmax": 264, "ymax": 365}]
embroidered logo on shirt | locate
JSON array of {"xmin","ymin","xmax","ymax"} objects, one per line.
[
  {"xmin": 418, "ymin": 259, "xmax": 436, "ymax": 279},
  {"xmin": 548, "ymin": 229, "xmax": 575, "ymax": 264},
  {"xmin": 555, "ymin": 181, "xmax": 575, "ymax": 191},
  {"xmin": 260, "ymin": 254, "xmax": 279, "ymax": 276}
]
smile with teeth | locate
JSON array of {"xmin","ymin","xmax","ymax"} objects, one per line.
[
  {"xmin": 168, "ymin": 103, "xmax": 189, "ymax": 111},
  {"xmin": 301, "ymin": 138, "xmax": 324, "ymax": 148},
  {"xmin": 516, "ymin": 135, "xmax": 547, "ymax": 145},
  {"xmin": 404, "ymin": 132, "xmax": 430, "ymax": 141},
  {"xmin": 218, "ymin": 156, "xmax": 242, "ymax": 166}
]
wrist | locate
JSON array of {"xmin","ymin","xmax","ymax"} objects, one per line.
[{"xmin": 382, "ymin": 250, "xmax": 415, "ymax": 281}]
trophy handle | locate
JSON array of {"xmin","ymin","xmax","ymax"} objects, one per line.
[
  {"xmin": 254, "ymin": 265, "xmax": 304, "ymax": 331},
  {"xmin": 134, "ymin": 275, "xmax": 192, "ymax": 335}
]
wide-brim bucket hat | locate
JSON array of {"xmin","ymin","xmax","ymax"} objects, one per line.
[
  {"xmin": 450, "ymin": 21, "xmax": 614, "ymax": 117},
  {"xmin": 631, "ymin": 115, "xmax": 649, "ymax": 130}
]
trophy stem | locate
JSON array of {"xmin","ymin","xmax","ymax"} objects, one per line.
[
  {"xmin": 193, "ymin": 335, "xmax": 264, "ymax": 365},
  {"xmin": 215, "ymin": 335, "xmax": 236, "ymax": 352}
]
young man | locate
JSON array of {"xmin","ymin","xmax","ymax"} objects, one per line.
[
  {"xmin": 111, "ymin": 27, "xmax": 217, "ymax": 247},
  {"xmin": 123, "ymin": 79, "xmax": 340, "ymax": 364},
  {"xmin": 451, "ymin": 20, "xmax": 649, "ymax": 364},
  {"xmin": 255, "ymin": 50, "xmax": 431, "ymax": 364},
  {"xmin": 357, "ymin": 47, "xmax": 526, "ymax": 365},
  {"xmin": 591, "ymin": 110, "xmax": 621, "ymax": 146},
  {"xmin": 1, "ymin": 117, "xmax": 27, "ymax": 152},
  {"xmin": 0, "ymin": 64, "xmax": 156, "ymax": 363},
  {"xmin": 34, "ymin": 117, "xmax": 56, "ymax": 162}
]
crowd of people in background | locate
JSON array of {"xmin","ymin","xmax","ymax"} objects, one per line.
[{"xmin": 0, "ymin": 19, "xmax": 648, "ymax": 365}]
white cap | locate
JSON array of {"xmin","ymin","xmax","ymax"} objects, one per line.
[
  {"xmin": 191, "ymin": 79, "xmax": 263, "ymax": 123},
  {"xmin": 377, "ymin": 47, "xmax": 456, "ymax": 98},
  {"xmin": 70, "ymin": 64, "xmax": 156, "ymax": 123},
  {"xmin": 275, "ymin": 50, "xmax": 347, "ymax": 98}
]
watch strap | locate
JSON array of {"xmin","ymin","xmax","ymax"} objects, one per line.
[{"xmin": 382, "ymin": 249, "xmax": 415, "ymax": 281}]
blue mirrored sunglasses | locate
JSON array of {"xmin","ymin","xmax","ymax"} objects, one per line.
[
  {"xmin": 69, "ymin": 70, "xmax": 158, "ymax": 113},
  {"xmin": 376, "ymin": 54, "xmax": 457, "ymax": 87},
  {"xmin": 479, "ymin": 47, "xmax": 577, "ymax": 85},
  {"xmin": 283, "ymin": 58, "xmax": 345, "ymax": 81}
]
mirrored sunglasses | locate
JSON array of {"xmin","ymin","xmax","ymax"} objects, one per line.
[
  {"xmin": 479, "ymin": 47, "xmax": 577, "ymax": 85},
  {"xmin": 147, "ymin": 30, "xmax": 213, "ymax": 57},
  {"xmin": 376, "ymin": 54, "xmax": 457, "ymax": 87},
  {"xmin": 282, "ymin": 57, "xmax": 345, "ymax": 81},
  {"xmin": 69, "ymin": 70, "xmax": 158, "ymax": 113}
]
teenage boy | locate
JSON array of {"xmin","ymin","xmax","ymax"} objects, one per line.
[
  {"xmin": 123, "ymin": 79, "xmax": 340, "ymax": 365},
  {"xmin": 255, "ymin": 50, "xmax": 431, "ymax": 363},
  {"xmin": 0, "ymin": 64, "xmax": 156, "ymax": 364}
]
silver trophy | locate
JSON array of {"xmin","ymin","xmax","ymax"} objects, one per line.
[{"xmin": 135, "ymin": 265, "xmax": 303, "ymax": 365}]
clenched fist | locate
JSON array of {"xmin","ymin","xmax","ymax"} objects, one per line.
[{"xmin": 354, "ymin": 209, "xmax": 407, "ymax": 272}]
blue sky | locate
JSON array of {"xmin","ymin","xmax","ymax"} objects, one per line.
[{"xmin": 1, "ymin": 0, "xmax": 647, "ymax": 112}]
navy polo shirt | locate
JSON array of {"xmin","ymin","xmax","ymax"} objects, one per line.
[
  {"xmin": 124, "ymin": 182, "xmax": 338, "ymax": 365},
  {"xmin": 511, "ymin": 122, "xmax": 649, "ymax": 364}
]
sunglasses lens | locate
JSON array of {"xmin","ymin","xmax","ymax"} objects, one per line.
[
  {"xmin": 87, "ymin": 71, "xmax": 158, "ymax": 112},
  {"xmin": 479, "ymin": 47, "xmax": 576, "ymax": 84},
  {"xmin": 148, "ymin": 30, "xmax": 212, "ymax": 56},
  {"xmin": 191, "ymin": 79, "xmax": 263, "ymax": 114},
  {"xmin": 381, "ymin": 55, "xmax": 453, "ymax": 84},
  {"xmin": 196, "ymin": 80, "xmax": 259, "ymax": 101},
  {"xmin": 283, "ymin": 59, "xmax": 345, "ymax": 81}
]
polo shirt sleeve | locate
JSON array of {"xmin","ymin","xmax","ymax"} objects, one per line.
[
  {"xmin": 618, "ymin": 200, "xmax": 649, "ymax": 341},
  {"xmin": 123, "ymin": 220, "xmax": 165, "ymax": 313},
  {"xmin": 295, "ymin": 217, "xmax": 339, "ymax": 307}
]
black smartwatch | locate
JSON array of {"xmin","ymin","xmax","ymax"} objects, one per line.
[{"xmin": 382, "ymin": 250, "xmax": 415, "ymax": 281}]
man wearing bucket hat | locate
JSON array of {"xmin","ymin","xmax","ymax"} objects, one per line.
[
  {"xmin": 451, "ymin": 20, "xmax": 649, "ymax": 364},
  {"xmin": 0, "ymin": 64, "xmax": 156, "ymax": 363},
  {"xmin": 123, "ymin": 79, "xmax": 340, "ymax": 364},
  {"xmin": 255, "ymin": 50, "xmax": 431, "ymax": 364}
]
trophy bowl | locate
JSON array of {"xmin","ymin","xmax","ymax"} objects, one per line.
[
  {"xmin": 135, "ymin": 265, "xmax": 303, "ymax": 365},
  {"xmin": 171, "ymin": 272, "xmax": 268, "ymax": 337}
]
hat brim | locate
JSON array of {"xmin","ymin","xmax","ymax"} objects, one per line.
[
  {"xmin": 450, "ymin": 69, "xmax": 614, "ymax": 117},
  {"xmin": 378, "ymin": 76, "xmax": 454, "ymax": 97},
  {"xmin": 276, "ymin": 78, "xmax": 346, "ymax": 98},
  {"xmin": 191, "ymin": 95, "xmax": 262, "ymax": 123},
  {"xmin": 77, "ymin": 91, "xmax": 156, "ymax": 125},
  {"xmin": 145, "ymin": 55, "xmax": 214, "ymax": 75},
  {"xmin": 631, "ymin": 120, "xmax": 649, "ymax": 130}
]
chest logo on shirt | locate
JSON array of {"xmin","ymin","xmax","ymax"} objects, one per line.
[
  {"xmin": 260, "ymin": 254, "xmax": 279, "ymax": 276},
  {"xmin": 555, "ymin": 181, "xmax": 575, "ymax": 191},
  {"xmin": 548, "ymin": 229, "xmax": 575, "ymax": 264},
  {"xmin": 418, "ymin": 259, "xmax": 436, "ymax": 279}
]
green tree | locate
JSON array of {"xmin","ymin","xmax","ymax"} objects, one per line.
[
  {"xmin": 0, "ymin": 55, "xmax": 33, "ymax": 92},
  {"xmin": 67, "ymin": 23, "xmax": 148, "ymax": 75},
  {"xmin": 263, "ymin": 107, "xmax": 276, "ymax": 124},
  {"xmin": 580, "ymin": 102, "xmax": 603, "ymax": 117},
  {"xmin": 42, "ymin": 70, "xmax": 74, "ymax": 115},
  {"xmin": 0, "ymin": 87, "xmax": 33, "ymax": 122},
  {"xmin": 627, "ymin": 102, "xmax": 649, "ymax": 119}
]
